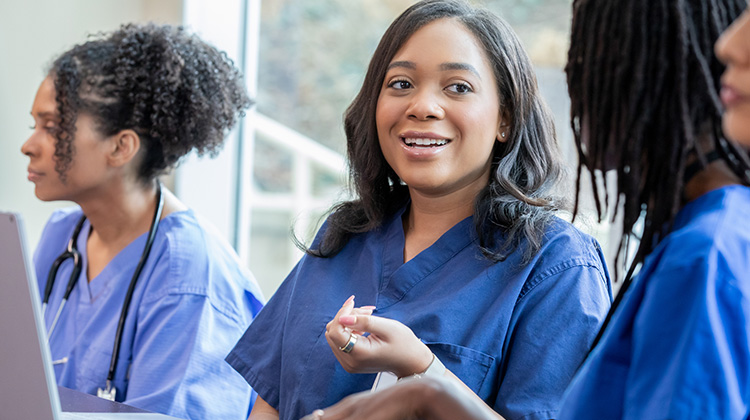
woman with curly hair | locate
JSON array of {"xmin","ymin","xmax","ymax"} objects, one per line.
[
  {"xmin": 226, "ymin": 1, "xmax": 611, "ymax": 419},
  {"xmin": 22, "ymin": 23, "xmax": 264, "ymax": 419}
]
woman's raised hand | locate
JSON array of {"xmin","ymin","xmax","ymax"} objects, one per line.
[{"xmin": 324, "ymin": 296, "xmax": 433, "ymax": 378}]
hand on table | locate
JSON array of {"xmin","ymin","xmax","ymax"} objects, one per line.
[{"xmin": 300, "ymin": 376, "xmax": 503, "ymax": 420}]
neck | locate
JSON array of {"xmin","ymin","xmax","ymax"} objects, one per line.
[
  {"xmin": 401, "ymin": 185, "xmax": 479, "ymax": 263},
  {"xmin": 683, "ymin": 159, "xmax": 741, "ymax": 202},
  {"xmin": 406, "ymin": 191, "xmax": 476, "ymax": 236},
  {"xmin": 78, "ymin": 179, "xmax": 159, "ymax": 245}
]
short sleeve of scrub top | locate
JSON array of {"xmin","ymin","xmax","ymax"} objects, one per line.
[
  {"xmin": 227, "ymin": 207, "xmax": 612, "ymax": 420},
  {"xmin": 34, "ymin": 207, "xmax": 265, "ymax": 420},
  {"xmin": 558, "ymin": 185, "xmax": 750, "ymax": 420}
]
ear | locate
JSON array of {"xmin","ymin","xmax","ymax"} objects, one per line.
[
  {"xmin": 496, "ymin": 109, "xmax": 512, "ymax": 143},
  {"xmin": 106, "ymin": 129, "xmax": 141, "ymax": 168}
]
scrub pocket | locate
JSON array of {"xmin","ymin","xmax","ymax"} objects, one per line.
[{"xmin": 424, "ymin": 341, "xmax": 494, "ymax": 393}]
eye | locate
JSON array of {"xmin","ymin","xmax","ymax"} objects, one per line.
[
  {"xmin": 387, "ymin": 79, "xmax": 412, "ymax": 90},
  {"xmin": 446, "ymin": 82, "xmax": 473, "ymax": 94},
  {"xmin": 44, "ymin": 124, "xmax": 61, "ymax": 136}
]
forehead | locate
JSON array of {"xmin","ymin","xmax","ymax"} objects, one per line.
[
  {"xmin": 389, "ymin": 18, "xmax": 493, "ymax": 75},
  {"xmin": 31, "ymin": 77, "xmax": 58, "ymax": 116}
]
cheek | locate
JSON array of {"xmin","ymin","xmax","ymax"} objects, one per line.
[{"xmin": 457, "ymin": 105, "xmax": 500, "ymax": 147}]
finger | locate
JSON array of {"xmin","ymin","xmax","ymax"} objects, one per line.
[
  {"xmin": 348, "ymin": 308, "xmax": 375, "ymax": 335},
  {"xmin": 327, "ymin": 296, "xmax": 356, "ymax": 333},
  {"xmin": 338, "ymin": 314, "xmax": 396, "ymax": 340},
  {"xmin": 351, "ymin": 307, "xmax": 374, "ymax": 316},
  {"xmin": 300, "ymin": 409, "xmax": 325, "ymax": 420},
  {"xmin": 326, "ymin": 297, "xmax": 362, "ymax": 350}
]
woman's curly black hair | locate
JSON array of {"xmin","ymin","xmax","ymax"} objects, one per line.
[{"xmin": 49, "ymin": 23, "xmax": 252, "ymax": 182}]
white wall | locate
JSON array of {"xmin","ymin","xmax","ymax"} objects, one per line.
[{"xmin": 0, "ymin": 0, "xmax": 181, "ymax": 248}]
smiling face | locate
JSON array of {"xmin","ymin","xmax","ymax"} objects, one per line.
[
  {"xmin": 21, "ymin": 76, "xmax": 114, "ymax": 202},
  {"xmin": 716, "ymin": 5, "xmax": 750, "ymax": 146},
  {"xmin": 375, "ymin": 18, "xmax": 504, "ymax": 199}
]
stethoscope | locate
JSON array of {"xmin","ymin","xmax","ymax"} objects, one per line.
[{"xmin": 42, "ymin": 182, "xmax": 164, "ymax": 401}]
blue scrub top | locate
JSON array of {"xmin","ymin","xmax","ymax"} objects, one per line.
[
  {"xmin": 35, "ymin": 207, "xmax": 265, "ymax": 420},
  {"xmin": 227, "ymin": 205, "xmax": 612, "ymax": 420},
  {"xmin": 558, "ymin": 185, "xmax": 750, "ymax": 420}
]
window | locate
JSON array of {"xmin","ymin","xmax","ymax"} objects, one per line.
[{"xmin": 180, "ymin": 0, "xmax": 614, "ymax": 298}]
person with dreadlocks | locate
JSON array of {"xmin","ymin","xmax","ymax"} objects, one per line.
[{"xmin": 557, "ymin": 0, "xmax": 750, "ymax": 418}]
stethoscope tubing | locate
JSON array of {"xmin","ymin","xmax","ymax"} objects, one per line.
[
  {"xmin": 106, "ymin": 183, "xmax": 164, "ymax": 384},
  {"xmin": 43, "ymin": 181, "xmax": 164, "ymax": 392}
]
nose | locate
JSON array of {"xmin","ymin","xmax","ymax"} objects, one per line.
[
  {"xmin": 715, "ymin": 11, "xmax": 749, "ymax": 66},
  {"xmin": 21, "ymin": 131, "xmax": 40, "ymax": 158},
  {"xmin": 407, "ymin": 89, "xmax": 445, "ymax": 121}
]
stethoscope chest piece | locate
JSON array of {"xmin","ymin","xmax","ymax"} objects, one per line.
[{"xmin": 97, "ymin": 380, "xmax": 116, "ymax": 401}]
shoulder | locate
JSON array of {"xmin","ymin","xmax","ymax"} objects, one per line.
[
  {"xmin": 675, "ymin": 186, "xmax": 750, "ymax": 249},
  {"xmin": 36, "ymin": 207, "xmax": 85, "ymax": 253},
  {"xmin": 533, "ymin": 216, "xmax": 607, "ymax": 274},
  {"xmin": 142, "ymin": 210, "xmax": 261, "ymax": 319},
  {"xmin": 517, "ymin": 216, "xmax": 610, "ymax": 300},
  {"xmin": 41, "ymin": 207, "xmax": 84, "ymax": 234},
  {"xmin": 651, "ymin": 186, "xmax": 750, "ymax": 284}
]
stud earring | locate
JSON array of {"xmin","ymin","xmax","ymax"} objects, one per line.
[{"xmin": 501, "ymin": 132, "xmax": 506, "ymax": 138}]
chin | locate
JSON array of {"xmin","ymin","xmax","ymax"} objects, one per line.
[
  {"xmin": 723, "ymin": 113, "xmax": 750, "ymax": 148},
  {"xmin": 34, "ymin": 188, "xmax": 62, "ymax": 202}
]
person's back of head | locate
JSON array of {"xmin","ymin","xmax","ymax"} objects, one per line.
[{"xmin": 567, "ymin": 0, "xmax": 749, "ymax": 278}]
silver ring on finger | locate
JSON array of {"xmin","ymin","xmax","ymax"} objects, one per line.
[{"xmin": 339, "ymin": 332, "xmax": 358, "ymax": 353}]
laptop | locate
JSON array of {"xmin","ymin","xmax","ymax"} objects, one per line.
[{"xmin": 0, "ymin": 211, "xmax": 177, "ymax": 419}]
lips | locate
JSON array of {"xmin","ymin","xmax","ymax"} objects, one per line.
[
  {"xmin": 27, "ymin": 168, "xmax": 44, "ymax": 182},
  {"xmin": 720, "ymin": 84, "xmax": 749, "ymax": 108}
]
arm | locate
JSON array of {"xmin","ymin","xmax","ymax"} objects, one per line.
[
  {"xmin": 495, "ymin": 264, "xmax": 610, "ymax": 418},
  {"xmin": 302, "ymin": 377, "xmax": 502, "ymax": 420},
  {"xmin": 249, "ymin": 396, "xmax": 279, "ymax": 420}
]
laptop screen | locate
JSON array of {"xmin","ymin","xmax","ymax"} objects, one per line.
[{"xmin": 0, "ymin": 211, "xmax": 61, "ymax": 420}]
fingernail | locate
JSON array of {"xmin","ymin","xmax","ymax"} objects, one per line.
[
  {"xmin": 361, "ymin": 305, "xmax": 376, "ymax": 310},
  {"xmin": 340, "ymin": 315, "xmax": 356, "ymax": 325},
  {"xmin": 343, "ymin": 295, "xmax": 355, "ymax": 306}
]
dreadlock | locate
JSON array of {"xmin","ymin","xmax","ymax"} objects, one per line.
[{"xmin": 567, "ymin": 0, "xmax": 749, "ymax": 287}]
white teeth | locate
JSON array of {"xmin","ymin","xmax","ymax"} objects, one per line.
[{"xmin": 403, "ymin": 137, "xmax": 449, "ymax": 146}]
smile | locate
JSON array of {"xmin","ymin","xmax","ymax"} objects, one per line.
[{"xmin": 402, "ymin": 137, "xmax": 450, "ymax": 147}]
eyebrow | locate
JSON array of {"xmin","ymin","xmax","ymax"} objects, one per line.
[
  {"xmin": 31, "ymin": 111, "xmax": 60, "ymax": 120},
  {"xmin": 440, "ymin": 62, "xmax": 481, "ymax": 78},
  {"xmin": 385, "ymin": 61, "xmax": 481, "ymax": 79},
  {"xmin": 386, "ymin": 61, "xmax": 416, "ymax": 71}
]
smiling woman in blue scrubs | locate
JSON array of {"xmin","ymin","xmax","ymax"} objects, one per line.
[
  {"xmin": 226, "ymin": 2, "xmax": 612, "ymax": 420},
  {"xmin": 23, "ymin": 24, "xmax": 264, "ymax": 420}
]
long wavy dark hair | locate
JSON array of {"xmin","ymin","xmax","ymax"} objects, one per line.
[
  {"xmin": 49, "ymin": 23, "xmax": 251, "ymax": 183},
  {"xmin": 307, "ymin": 0, "xmax": 564, "ymax": 263}
]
